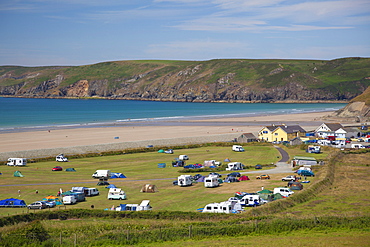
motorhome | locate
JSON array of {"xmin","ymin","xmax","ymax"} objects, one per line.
[
  {"xmin": 202, "ymin": 201, "xmax": 243, "ymax": 214},
  {"xmin": 204, "ymin": 176, "xmax": 220, "ymax": 188},
  {"xmin": 273, "ymin": 187, "xmax": 294, "ymax": 197},
  {"xmin": 116, "ymin": 200, "xmax": 152, "ymax": 211},
  {"xmin": 226, "ymin": 162, "xmax": 244, "ymax": 171},
  {"xmin": 232, "ymin": 145, "xmax": 244, "ymax": 152},
  {"xmin": 178, "ymin": 175, "xmax": 192, "ymax": 187},
  {"xmin": 107, "ymin": 188, "xmax": 127, "ymax": 200},
  {"xmin": 7, "ymin": 158, "xmax": 27, "ymax": 166},
  {"xmin": 56, "ymin": 154, "xmax": 68, "ymax": 162},
  {"xmin": 63, "ymin": 195, "xmax": 77, "ymax": 205},
  {"xmin": 92, "ymin": 170, "xmax": 111, "ymax": 179}
]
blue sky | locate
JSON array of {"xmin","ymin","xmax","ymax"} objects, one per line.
[{"xmin": 1, "ymin": 0, "xmax": 370, "ymax": 66}]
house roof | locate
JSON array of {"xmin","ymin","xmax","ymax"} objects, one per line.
[
  {"xmin": 322, "ymin": 123, "xmax": 344, "ymax": 131},
  {"xmin": 275, "ymin": 125, "xmax": 306, "ymax": 134},
  {"xmin": 240, "ymin": 133, "xmax": 257, "ymax": 139}
]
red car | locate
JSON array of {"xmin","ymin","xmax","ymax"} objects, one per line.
[{"xmin": 52, "ymin": 166, "xmax": 63, "ymax": 171}]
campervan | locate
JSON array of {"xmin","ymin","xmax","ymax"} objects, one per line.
[
  {"xmin": 56, "ymin": 154, "xmax": 68, "ymax": 162},
  {"xmin": 226, "ymin": 162, "xmax": 244, "ymax": 171},
  {"xmin": 239, "ymin": 194, "xmax": 265, "ymax": 207},
  {"xmin": 204, "ymin": 176, "xmax": 220, "ymax": 188},
  {"xmin": 108, "ymin": 188, "xmax": 126, "ymax": 200},
  {"xmin": 63, "ymin": 195, "xmax": 77, "ymax": 205},
  {"xmin": 232, "ymin": 145, "xmax": 244, "ymax": 152},
  {"xmin": 70, "ymin": 192, "xmax": 85, "ymax": 202},
  {"xmin": 202, "ymin": 201, "xmax": 243, "ymax": 214},
  {"xmin": 92, "ymin": 170, "xmax": 111, "ymax": 179},
  {"xmin": 179, "ymin": 155, "xmax": 189, "ymax": 160},
  {"xmin": 7, "ymin": 158, "xmax": 26, "ymax": 166},
  {"xmin": 273, "ymin": 187, "xmax": 294, "ymax": 197},
  {"xmin": 178, "ymin": 175, "xmax": 192, "ymax": 187}
]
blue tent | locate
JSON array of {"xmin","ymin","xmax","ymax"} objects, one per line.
[
  {"xmin": 106, "ymin": 184, "xmax": 116, "ymax": 189},
  {"xmin": 196, "ymin": 176, "xmax": 205, "ymax": 182},
  {"xmin": 110, "ymin": 173, "xmax": 126, "ymax": 179},
  {"xmin": 0, "ymin": 198, "xmax": 27, "ymax": 207}
]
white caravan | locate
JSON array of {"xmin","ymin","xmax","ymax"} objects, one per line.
[
  {"xmin": 202, "ymin": 201, "xmax": 243, "ymax": 214},
  {"xmin": 71, "ymin": 187, "xmax": 99, "ymax": 197},
  {"xmin": 178, "ymin": 155, "xmax": 189, "ymax": 160},
  {"xmin": 204, "ymin": 176, "xmax": 219, "ymax": 188},
  {"xmin": 108, "ymin": 188, "xmax": 127, "ymax": 200},
  {"xmin": 273, "ymin": 187, "xmax": 294, "ymax": 197},
  {"xmin": 226, "ymin": 162, "xmax": 244, "ymax": 171},
  {"xmin": 232, "ymin": 145, "xmax": 245, "ymax": 152},
  {"xmin": 7, "ymin": 158, "xmax": 27, "ymax": 166},
  {"xmin": 178, "ymin": 175, "xmax": 192, "ymax": 187}
]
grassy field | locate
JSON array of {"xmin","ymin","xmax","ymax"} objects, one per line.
[
  {"xmin": 0, "ymin": 144, "xmax": 283, "ymax": 215},
  {"xmin": 1, "ymin": 144, "xmax": 369, "ymax": 246}
]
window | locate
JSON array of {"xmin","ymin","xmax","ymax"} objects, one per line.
[
  {"xmin": 274, "ymin": 133, "xmax": 278, "ymax": 135},
  {"xmin": 263, "ymin": 131, "xmax": 268, "ymax": 134}
]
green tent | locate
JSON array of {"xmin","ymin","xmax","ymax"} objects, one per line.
[
  {"xmin": 273, "ymin": 193, "xmax": 284, "ymax": 200},
  {"xmin": 158, "ymin": 149, "xmax": 164, "ymax": 153},
  {"xmin": 257, "ymin": 189, "xmax": 273, "ymax": 194},
  {"xmin": 13, "ymin": 171, "xmax": 24, "ymax": 177},
  {"xmin": 65, "ymin": 168, "xmax": 76, "ymax": 172}
]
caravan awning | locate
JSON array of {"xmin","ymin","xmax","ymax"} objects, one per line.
[{"xmin": 139, "ymin": 200, "xmax": 150, "ymax": 207}]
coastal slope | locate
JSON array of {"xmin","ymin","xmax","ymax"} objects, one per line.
[{"xmin": 1, "ymin": 57, "xmax": 369, "ymax": 102}]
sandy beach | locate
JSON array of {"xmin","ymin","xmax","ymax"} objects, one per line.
[{"xmin": 0, "ymin": 111, "xmax": 345, "ymax": 161}]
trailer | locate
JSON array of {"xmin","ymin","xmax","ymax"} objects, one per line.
[
  {"xmin": 178, "ymin": 175, "xmax": 192, "ymax": 187},
  {"xmin": 202, "ymin": 201, "xmax": 243, "ymax": 214},
  {"xmin": 204, "ymin": 175, "xmax": 220, "ymax": 188},
  {"xmin": 225, "ymin": 162, "xmax": 244, "ymax": 171},
  {"xmin": 116, "ymin": 200, "xmax": 152, "ymax": 211}
]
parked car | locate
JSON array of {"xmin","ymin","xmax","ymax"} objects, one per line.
[
  {"xmin": 281, "ymin": 175, "xmax": 297, "ymax": 182},
  {"xmin": 209, "ymin": 172, "xmax": 222, "ymax": 177},
  {"xmin": 52, "ymin": 166, "xmax": 63, "ymax": 171},
  {"xmin": 256, "ymin": 174, "xmax": 270, "ymax": 179},
  {"xmin": 97, "ymin": 181, "xmax": 110, "ymax": 186},
  {"xmin": 27, "ymin": 201, "xmax": 48, "ymax": 209},
  {"xmin": 255, "ymin": 164, "xmax": 262, "ymax": 169},
  {"xmin": 44, "ymin": 201, "xmax": 56, "ymax": 208},
  {"xmin": 192, "ymin": 174, "xmax": 203, "ymax": 181},
  {"xmin": 227, "ymin": 172, "xmax": 241, "ymax": 177}
]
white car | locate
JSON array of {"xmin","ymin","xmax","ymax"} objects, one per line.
[{"xmin": 281, "ymin": 175, "xmax": 297, "ymax": 182}]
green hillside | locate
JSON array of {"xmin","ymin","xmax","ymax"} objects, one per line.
[{"xmin": 1, "ymin": 57, "xmax": 369, "ymax": 102}]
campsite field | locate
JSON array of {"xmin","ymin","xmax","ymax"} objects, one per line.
[
  {"xmin": 0, "ymin": 143, "xmax": 327, "ymax": 216},
  {"xmin": 0, "ymin": 144, "xmax": 369, "ymax": 246}
]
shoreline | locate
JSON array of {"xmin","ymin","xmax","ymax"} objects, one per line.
[{"xmin": 0, "ymin": 111, "xmax": 353, "ymax": 161}]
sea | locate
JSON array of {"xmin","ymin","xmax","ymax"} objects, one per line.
[{"xmin": 0, "ymin": 97, "xmax": 347, "ymax": 131}]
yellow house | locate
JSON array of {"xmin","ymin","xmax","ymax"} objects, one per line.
[{"xmin": 258, "ymin": 125, "xmax": 306, "ymax": 142}]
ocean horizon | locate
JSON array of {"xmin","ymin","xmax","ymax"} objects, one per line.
[{"xmin": 0, "ymin": 97, "xmax": 346, "ymax": 132}]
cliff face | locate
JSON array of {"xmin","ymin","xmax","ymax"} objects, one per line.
[
  {"xmin": 1, "ymin": 58, "xmax": 369, "ymax": 103},
  {"xmin": 331, "ymin": 86, "xmax": 370, "ymax": 122}
]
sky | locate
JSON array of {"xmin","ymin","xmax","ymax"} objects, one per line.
[{"xmin": 1, "ymin": 0, "xmax": 370, "ymax": 66}]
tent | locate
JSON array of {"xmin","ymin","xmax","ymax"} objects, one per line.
[
  {"xmin": 106, "ymin": 184, "xmax": 117, "ymax": 189},
  {"xmin": 196, "ymin": 176, "xmax": 206, "ymax": 182},
  {"xmin": 65, "ymin": 168, "xmax": 76, "ymax": 172},
  {"xmin": 13, "ymin": 171, "xmax": 24, "ymax": 177},
  {"xmin": 273, "ymin": 193, "xmax": 284, "ymax": 200},
  {"xmin": 110, "ymin": 173, "xmax": 126, "ymax": 179},
  {"xmin": 258, "ymin": 189, "xmax": 273, "ymax": 194},
  {"xmin": 42, "ymin": 195, "xmax": 63, "ymax": 205},
  {"xmin": 224, "ymin": 158, "xmax": 231, "ymax": 162},
  {"xmin": 224, "ymin": 177, "xmax": 239, "ymax": 183},
  {"xmin": 158, "ymin": 149, "xmax": 164, "ymax": 153},
  {"xmin": 140, "ymin": 184, "xmax": 158, "ymax": 193},
  {"xmin": 218, "ymin": 178, "xmax": 223, "ymax": 184},
  {"xmin": 0, "ymin": 198, "xmax": 27, "ymax": 207},
  {"xmin": 238, "ymin": 175, "xmax": 250, "ymax": 181}
]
